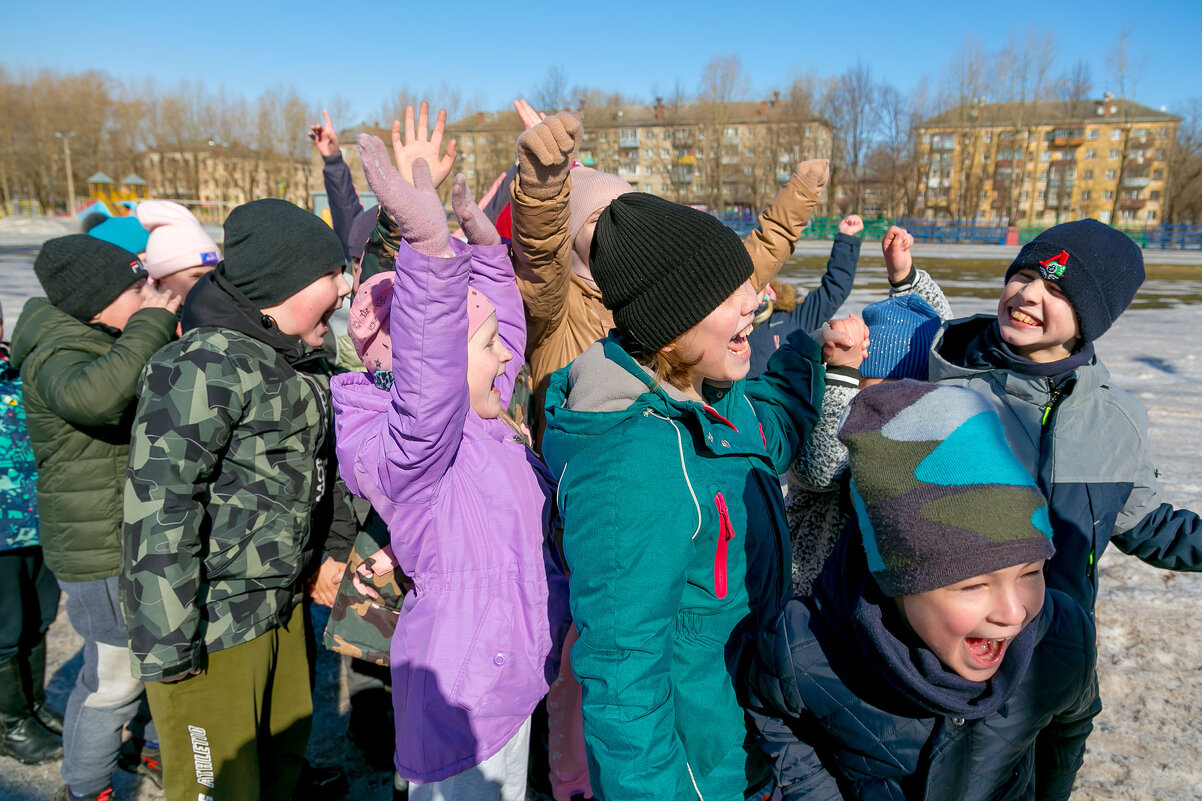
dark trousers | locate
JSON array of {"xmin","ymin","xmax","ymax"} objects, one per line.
[{"xmin": 0, "ymin": 546, "xmax": 60, "ymax": 661}]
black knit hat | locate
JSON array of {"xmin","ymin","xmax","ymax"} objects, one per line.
[
  {"xmin": 590, "ymin": 193, "xmax": 753, "ymax": 351},
  {"xmin": 1003, "ymin": 218, "xmax": 1144, "ymax": 343},
  {"xmin": 222, "ymin": 198, "xmax": 346, "ymax": 308},
  {"xmin": 34, "ymin": 235, "xmax": 148, "ymax": 322}
]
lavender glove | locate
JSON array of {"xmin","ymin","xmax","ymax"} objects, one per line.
[
  {"xmin": 451, "ymin": 174, "xmax": 501, "ymax": 247},
  {"xmin": 357, "ymin": 133, "xmax": 451, "ymax": 257}
]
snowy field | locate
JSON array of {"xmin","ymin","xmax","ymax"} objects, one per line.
[{"xmin": 1, "ymin": 230, "xmax": 1200, "ymax": 800}]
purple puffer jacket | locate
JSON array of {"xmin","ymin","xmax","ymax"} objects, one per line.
[{"xmin": 330, "ymin": 239, "xmax": 567, "ymax": 783}]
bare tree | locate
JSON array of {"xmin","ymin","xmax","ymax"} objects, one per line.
[
  {"xmin": 697, "ymin": 53, "xmax": 750, "ymax": 210},
  {"xmin": 1107, "ymin": 25, "xmax": 1147, "ymax": 225},
  {"xmin": 825, "ymin": 60, "xmax": 878, "ymax": 212},
  {"xmin": 532, "ymin": 66, "xmax": 572, "ymax": 113},
  {"xmin": 1166, "ymin": 98, "xmax": 1202, "ymax": 223}
]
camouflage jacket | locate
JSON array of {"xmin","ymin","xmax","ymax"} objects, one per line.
[
  {"xmin": 123, "ymin": 269, "xmax": 341, "ymax": 681},
  {"xmin": 0, "ymin": 345, "xmax": 38, "ymax": 551}
]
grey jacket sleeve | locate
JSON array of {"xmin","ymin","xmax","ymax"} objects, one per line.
[
  {"xmin": 790, "ymin": 372, "xmax": 858, "ymax": 493},
  {"xmin": 890, "ymin": 267, "xmax": 954, "ymax": 321}
]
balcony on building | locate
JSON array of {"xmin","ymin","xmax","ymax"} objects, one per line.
[
  {"xmin": 1119, "ymin": 197, "xmax": 1146, "ymax": 209},
  {"xmin": 930, "ymin": 135, "xmax": 956, "ymax": 151},
  {"xmin": 1123, "ymin": 175, "xmax": 1151, "ymax": 188},
  {"xmin": 1051, "ymin": 129, "xmax": 1086, "ymax": 148},
  {"xmin": 616, "ymin": 164, "xmax": 639, "ymax": 178},
  {"xmin": 619, "ymin": 133, "xmax": 640, "ymax": 148}
]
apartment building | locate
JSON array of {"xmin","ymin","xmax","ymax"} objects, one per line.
[
  {"xmin": 915, "ymin": 95, "xmax": 1180, "ymax": 227},
  {"xmin": 446, "ymin": 98, "xmax": 833, "ymax": 213},
  {"xmin": 135, "ymin": 142, "xmax": 317, "ymax": 211}
]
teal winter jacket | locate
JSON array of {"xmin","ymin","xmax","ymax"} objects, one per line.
[{"xmin": 541, "ymin": 330, "xmax": 824, "ymax": 801}]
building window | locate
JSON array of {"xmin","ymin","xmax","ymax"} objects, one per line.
[
  {"xmin": 1081, "ymin": 190, "xmax": 1091, "ymax": 201},
  {"xmin": 1104, "ymin": 190, "xmax": 1114, "ymax": 200},
  {"xmin": 1147, "ymin": 209, "xmax": 1157, "ymax": 222},
  {"xmin": 1088, "ymin": 129, "xmax": 1098, "ymax": 140},
  {"xmin": 1105, "ymin": 169, "xmax": 1116, "ymax": 180},
  {"xmin": 1151, "ymin": 190, "xmax": 1161, "ymax": 201},
  {"xmin": 1111, "ymin": 128, "xmax": 1122, "ymax": 140},
  {"xmin": 984, "ymin": 131, "xmax": 992, "ymax": 143},
  {"xmin": 1099, "ymin": 210, "xmax": 1111, "ymax": 223},
  {"xmin": 1156, "ymin": 149, "xmax": 1166, "ymax": 160},
  {"xmin": 1041, "ymin": 151, "xmax": 1051, "ymax": 161},
  {"xmin": 1108, "ymin": 150, "xmax": 1120, "ymax": 160},
  {"xmin": 1085, "ymin": 149, "xmax": 1095, "ymax": 159},
  {"xmin": 1153, "ymin": 169, "xmax": 1163, "ymax": 180}
]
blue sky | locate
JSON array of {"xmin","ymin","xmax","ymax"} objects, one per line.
[{"xmin": 4, "ymin": 0, "xmax": 1200, "ymax": 125}]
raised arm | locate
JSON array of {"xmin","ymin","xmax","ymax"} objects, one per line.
[
  {"xmin": 509, "ymin": 110, "xmax": 583, "ymax": 339},
  {"xmin": 745, "ymin": 159, "xmax": 830, "ymax": 292},
  {"xmin": 32, "ymin": 300, "xmax": 176, "ymax": 427},
  {"xmin": 789, "ymin": 214, "xmax": 863, "ymax": 334},
  {"xmin": 310, "ymin": 110, "xmax": 364, "ymax": 259},
  {"xmin": 882, "ymin": 225, "xmax": 954, "ymax": 320}
]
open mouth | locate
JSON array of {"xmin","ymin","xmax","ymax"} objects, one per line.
[
  {"xmin": 965, "ymin": 636, "xmax": 1008, "ymax": 666},
  {"xmin": 1007, "ymin": 308, "xmax": 1042, "ymax": 328},
  {"xmin": 728, "ymin": 323, "xmax": 753, "ymax": 359}
]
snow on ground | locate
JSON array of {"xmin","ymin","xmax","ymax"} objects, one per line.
[{"xmin": 1, "ymin": 234, "xmax": 1200, "ymax": 800}]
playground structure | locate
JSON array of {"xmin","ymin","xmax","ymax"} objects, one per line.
[{"xmin": 81, "ymin": 172, "xmax": 149, "ymax": 217}]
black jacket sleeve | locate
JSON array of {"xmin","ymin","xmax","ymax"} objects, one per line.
[
  {"xmin": 792, "ymin": 232, "xmax": 860, "ymax": 335},
  {"xmin": 323, "ymin": 153, "xmax": 365, "ymax": 260}
]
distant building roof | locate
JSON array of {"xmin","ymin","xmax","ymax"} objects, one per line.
[
  {"xmin": 120, "ymin": 173, "xmax": 148, "ymax": 186},
  {"xmin": 87, "ymin": 172, "xmax": 115, "ymax": 184},
  {"xmin": 919, "ymin": 97, "xmax": 1181, "ymax": 129},
  {"xmin": 447, "ymin": 101, "xmax": 829, "ymax": 133}
]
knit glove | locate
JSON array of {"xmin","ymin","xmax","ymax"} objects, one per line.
[
  {"xmin": 791, "ymin": 158, "xmax": 830, "ymax": 204},
  {"xmin": 451, "ymin": 174, "xmax": 501, "ymax": 246},
  {"xmin": 515, "ymin": 112, "xmax": 583, "ymax": 201},
  {"xmin": 357, "ymin": 133, "xmax": 450, "ymax": 257}
]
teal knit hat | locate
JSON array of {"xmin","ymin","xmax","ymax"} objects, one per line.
[{"xmin": 837, "ymin": 380, "xmax": 1055, "ymax": 597}]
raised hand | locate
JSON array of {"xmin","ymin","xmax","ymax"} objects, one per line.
[
  {"xmin": 515, "ymin": 111, "xmax": 583, "ymax": 200},
  {"xmin": 140, "ymin": 281, "xmax": 182, "ymax": 314},
  {"xmin": 882, "ymin": 225, "xmax": 914, "ymax": 284},
  {"xmin": 358, "ymin": 134, "xmax": 451, "ymax": 257},
  {"xmin": 838, "ymin": 214, "xmax": 864, "ymax": 236},
  {"xmin": 513, "ymin": 98, "xmax": 547, "ymax": 131},
  {"xmin": 391, "ymin": 101, "xmax": 458, "ymax": 189},
  {"xmin": 308, "ymin": 110, "xmax": 340, "ymax": 158},
  {"xmin": 822, "ymin": 314, "xmax": 870, "ymax": 368},
  {"xmin": 452, "ymin": 175, "xmax": 501, "ymax": 247},
  {"xmin": 794, "ymin": 158, "xmax": 830, "ymax": 193}
]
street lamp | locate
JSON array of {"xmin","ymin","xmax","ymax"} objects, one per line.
[{"xmin": 54, "ymin": 131, "xmax": 76, "ymax": 215}]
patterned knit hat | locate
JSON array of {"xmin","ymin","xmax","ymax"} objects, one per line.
[
  {"xmin": 860, "ymin": 295, "xmax": 941, "ymax": 380},
  {"xmin": 590, "ymin": 193, "xmax": 753, "ymax": 351},
  {"xmin": 1003, "ymin": 218, "xmax": 1144, "ymax": 343},
  {"xmin": 838, "ymin": 380, "xmax": 1054, "ymax": 597}
]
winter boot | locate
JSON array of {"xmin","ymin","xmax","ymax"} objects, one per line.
[
  {"xmin": 117, "ymin": 737, "xmax": 163, "ymax": 788},
  {"xmin": 0, "ymin": 655, "xmax": 61, "ymax": 764},
  {"xmin": 52, "ymin": 785, "xmax": 114, "ymax": 801},
  {"xmin": 24, "ymin": 638, "xmax": 63, "ymax": 735}
]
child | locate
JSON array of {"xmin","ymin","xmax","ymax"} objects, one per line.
[
  {"xmin": 926, "ymin": 219, "xmax": 1202, "ymax": 612},
  {"xmin": 9, "ymin": 235, "xmax": 180, "ymax": 800},
  {"xmin": 135, "ymin": 200, "xmax": 222, "ymax": 298},
  {"xmin": 747, "ymin": 381, "xmax": 1099, "ymax": 801},
  {"xmin": 539, "ymin": 192, "xmax": 856, "ymax": 801},
  {"xmin": 122, "ymin": 198, "xmax": 350, "ymax": 801},
  {"xmin": 746, "ymin": 213, "xmax": 863, "ymax": 378},
  {"xmin": 0, "ymin": 299, "xmax": 62, "ymax": 766},
  {"xmin": 332, "ymin": 136, "xmax": 566, "ymax": 800}
]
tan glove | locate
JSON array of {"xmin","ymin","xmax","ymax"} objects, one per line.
[{"xmin": 515, "ymin": 111, "xmax": 583, "ymax": 201}]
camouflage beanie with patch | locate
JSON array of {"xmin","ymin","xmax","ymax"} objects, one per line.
[
  {"xmin": 837, "ymin": 380, "xmax": 1055, "ymax": 597},
  {"xmin": 1003, "ymin": 218, "xmax": 1144, "ymax": 343}
]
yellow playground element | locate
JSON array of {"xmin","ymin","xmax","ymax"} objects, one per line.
[{"xmin": 86, "ymin": 172, "xmax": 149, "ymax": 215}]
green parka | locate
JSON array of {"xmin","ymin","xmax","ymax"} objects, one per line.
[
  {"xmin": 8, "ymin": 298, "xmax": 176, "ymax": 582},
  {"xmin": 540, "ymin": 330, "xmax": 824, "ymax": 801}
]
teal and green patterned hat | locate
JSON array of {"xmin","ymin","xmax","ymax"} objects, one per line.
[{"xmin": 837, "ymin": 380, "xmax": 1054, "ymax": 597}]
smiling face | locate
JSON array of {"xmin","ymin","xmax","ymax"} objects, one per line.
[
  {"xmin": 671, "ymin": 279, "xmax": 759, "ymax": 399},
  {"xmin": 466, "ymin": 313, "xmax": 512, "ymax": 419},
  {"xmin": 897, "ymin": 560, "xmax": 1046, "ymax": 682},
  {"xmin": 263, "ymin": 267, "xmax": 350, "ymax": 347},
  {"xmin": 997, "ymin": 269, "xmax": 1080, "ymax": 362}
]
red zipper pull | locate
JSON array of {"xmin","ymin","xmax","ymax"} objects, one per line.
[{"xmin": 713, "ymin": 493, "xmax": 736, "ymax": 599}]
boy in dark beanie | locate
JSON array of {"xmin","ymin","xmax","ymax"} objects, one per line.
[
  {"xmin": 9, "ymin": 235, "xmax": 181, "ymax": 800},
  {"xmin": 746, "ymin": 381, "xmax": 1099, "ymax": 801},
  {"xmin": 121, "ymin": 198, "xmax": 350, "ymax": 801},
  {"xmin": 927, "ymin": 218, "xmax": 1202, "ymax": 613}
]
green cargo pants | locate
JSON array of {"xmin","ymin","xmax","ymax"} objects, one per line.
[{"xmin": 145, "ymin": 604, "xmax": 311, "ymax": 801}]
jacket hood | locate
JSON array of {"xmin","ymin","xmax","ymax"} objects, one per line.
[
  {"xmin": 929, "ymin": 315, "xmax": 1108, "ymax": 402},
  {"xmin": 541, "ymin": 335, "xmax": 693, "ymax": 478},
  {"xmin": 182, "ymin": 266, "xmax": 314, "ymax": 367},
  {"xmin": 9, "ymin": 297, "xmax": 109, "ymax": 371}
]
